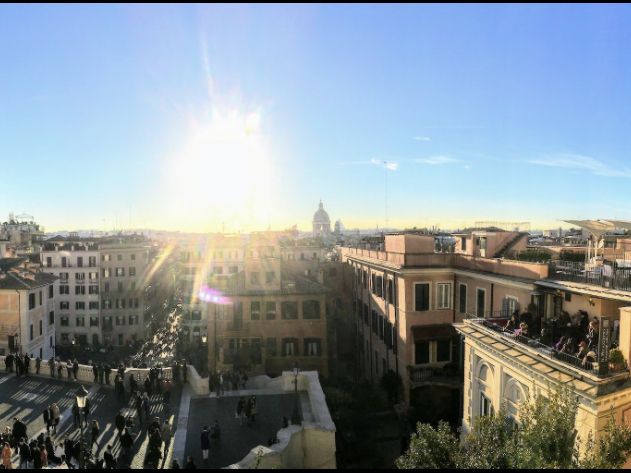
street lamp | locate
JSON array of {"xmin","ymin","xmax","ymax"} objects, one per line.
[
  {"xmin": 291, "ymin": 362, "xmax": 301, "ymax": 425},
  {"xmin": 75, "ymin": 386, "xmax": 89, "ymax": 469}
]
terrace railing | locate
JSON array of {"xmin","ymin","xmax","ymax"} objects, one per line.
[{"xmin": 550, "ymin": 260, "xmax": 631, "ymax": 292}]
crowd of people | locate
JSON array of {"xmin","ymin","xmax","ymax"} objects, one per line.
[
  {"xmin": 207, "ymin": 369, "xmax": 248, "ymax": 397},
  {"xmin": 501, "ymin": 309, "xmax": 611, "ymax": 368}
]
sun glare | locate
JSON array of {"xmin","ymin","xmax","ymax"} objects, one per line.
[{"xmin": 168, "ymin": 108, "xmax": 274, "ymax": 232}]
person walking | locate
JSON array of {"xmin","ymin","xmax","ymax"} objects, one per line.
[
  {"xmin": 1, "ymin": 441, "xmax": 12, "ymax": 469},
  {"xmin": 120, "ymin": 428, "xmax": 133, "ymax": 464},
  {"xmin": 73, "ymin": 359, "xmax": 79, "ymax": 380},
  {"xmin": 83, "ymin": 396, "xmax": 91, "ymax": 426},
  {"xmin": 92, "ymin": 363, "xmax": 98, "ymax": 383},
  {"xmin": 103, "ymin": 445, "xmax": 116, "ymax": 469},
  {"xmin": 200, "ymin": 427, "xmax": 211, "ymax": 463},
  {"xmin": 236, "ymin": 397, "xmax": 246, "ymax": 426},
  {"xmin": 72, "ymin": 401, "xmax": 81, "ymax": 428},
  {"xmin": 115, "ymin": 411, "xmax": 126, "ymax": 437},
  {"xmin": 161, "ymin": 419, "xmax": 171, "ymax": 459},
  {"xmin": 48, "ymin": 357, "xmax": 54, "ymax": 377},
  {"xmin": 249, "ymin": 396, "xmax": 257, "ymax": 424},
  {"xmin": 35, "ymin": 356, "xmax": 41, "ymax": 375},
  {"xmin": 90, "ymin": 420, "xmax": 100, "ymax": 449},
  {"xmin": 51, "ymin": 403, "xmax": 61, "ymax": 434},
  {"xmin": 43, "ymin": 406, "xmax": 52, "ymax": 435}
]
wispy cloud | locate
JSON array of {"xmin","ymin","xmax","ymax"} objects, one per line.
[
  {"xmin": 416, "ymin": 155, "xmax": 461, "ymax": 165},
  {"xmin": 413, "ymin": 136, "xmax": 431, "ymax": 142},
  {"xmin": 370, "ymin": 158, "xmax": 399, "ymax": 171},
  {"xmin": 338, "ymin": 159, "xmax": 399, "ymax": 171},
  {"xmin": 527, "ymin": 153, "xmax": 631, "ymax": 178}
]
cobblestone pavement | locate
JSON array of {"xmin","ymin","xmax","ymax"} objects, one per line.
[
  {"xmin": 184, "ymin": 393, "xmax": 297, "ymax": 468},
  {"xmin": 0, "ymin": 373, "xmax": 182, "ymax": 469}
]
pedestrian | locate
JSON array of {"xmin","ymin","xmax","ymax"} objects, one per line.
[
  {"xmin": 200, "ymin": 426, "xmax": 210, "ymax": 462},
  {"xmin": 56, "ymin": 359, "xmax": 63, "ymax": 379},
  {"xmin": 120, "ymin": 428, "xmax": 133, "ymax": 463},
  {"xmin": 92, "ymin": 363, "xmax": 98, "ymax": 383},
  {"xmin": 236, "ymin": 397, "xmax": 246, "ymax": 426},
  {"xmin": 105, "ymin": 364, "xmax": 112, "ymax": 385},
  {"xmin": 48, "ymin": 357, "xmax": 55, "ymax": 377},
  {"xmin": 161, "ymin": 419, "xmax": 171, "ymax": 458},
  {"xmin": 72, "ymin": 400, "xmax": 80, "ymax": 428},
  {"xmin": 43, "ymin": 406, "xmax": 52, "ymax": 434},
  {"xmin": 40, "ymin": 444, "xmax": 48, "ymax": 468},
  {"xmin": 24, "ymin": 354, "xmax": 31, "ymax": 376},
  {"xmin": 19, "ymin": 439, "xmax": 30, "ymax": 469},
  {"xmin": 103, "ymin": 444, "xmax": 116, "ymax": 469},
  {"xmin": 98, "ymin": 364, "xmax": 105, "ymax": 384},
  {"xmin": 91, "ymin": 420, "xmax": 100, "ymax": 448},
  {"xmin": 163, "ymin": 378, "xmax": 171, "ymax": 404},
  {"xmin": 249, "ymin": 396, "xmax": 257, "ymax": 424},
  {"xmin": 66, "ymin": 360, "xmax": 72, "ymax": 379},
  {"xmin": 83, "ymin": 396, "xmax": 91, "ymax": 425},
  {"xmin": 184, "ymin": 455, "xmax": 196, "ymax": 469},
  {"xmin": 182, "ymin": 359, "xmax": 187, "ymax": 383},
  {"xmin": 142, "ymin": 393, "xmax": 150, "ymax": 422},
  {"xmin": 73, "ymin": 359, "xmax": 79, "ymax": 380},
  {"xmin": 35, "ymin": 356, "xmax": 41, "ymax": 375},
  {"xmin": 115, "ymin": 411, "xmax": 126, "ymax": 437},
  {"xmin": 51, "ymin": 403, "xmax": 61, "ymax": 433},
  {"xmin": 129, "ymin": 373, "xmax": 138, "ymax": 395},
  {"xmin": 210, "ymin": 419, "xmax": 221, "ymax": 442}
]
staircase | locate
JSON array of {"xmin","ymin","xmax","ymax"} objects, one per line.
[{"xmin": 495, "ymin": 232, "xmax": 528, "ymax": 259}]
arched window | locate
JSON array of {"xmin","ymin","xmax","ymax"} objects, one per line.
[{"xmin": 477, "ymin": 363, "xmax": 494, "ymax": 417}]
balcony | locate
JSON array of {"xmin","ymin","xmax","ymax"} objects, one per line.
[
  {"xmin": 463, "ymin": 316, "xmax": 628, "ymax": 380},
  {"xmin": 549, "ymin": 260, "xmax": 631, "ymax": 292},
  {"xmin": 409, "ymin": 364, "xmax": 462, "ymax": 388}
]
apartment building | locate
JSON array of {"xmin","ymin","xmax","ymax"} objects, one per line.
[
  {"xmin": 41, "ymin": 235, "xmax": 152, "ymax": 347},
  {"xmin": 340, "ymin": 231, "xmax": 545, "ymax": 423},
  {"xmin": 0, "ymin": 257, "xmax": 56, "ymax": 358},
  {"xmin": 456, "ymin": 220, "xmax": 631, "ymax": 451}
]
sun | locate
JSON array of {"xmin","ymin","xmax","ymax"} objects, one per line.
[{"xmin": 168, "ymin": 108, "xmax": 275, "ymax": 231}]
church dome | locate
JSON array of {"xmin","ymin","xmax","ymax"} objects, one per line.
[{"xmin": 313, "ymin": 201, "xmax": 330, "ymax": 225}]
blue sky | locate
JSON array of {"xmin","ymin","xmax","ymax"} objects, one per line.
[{"xmin": 1, "ymin": 4, "xmax": 631, "ymax": 232}]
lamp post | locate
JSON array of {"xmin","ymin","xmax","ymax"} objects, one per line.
[
  {"xmin": 291, "ymin": 362, "xmax": 301, "ymax": 425},
  {"xmin": 75, "ymin": 385, "xmax": 89, "ymax": 469}
]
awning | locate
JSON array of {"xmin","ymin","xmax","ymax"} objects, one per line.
[{"xmin": 412, "ymin": 324, "xmax": 458, "ymax": 341}]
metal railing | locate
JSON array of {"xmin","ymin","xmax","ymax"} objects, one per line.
[
  {"xmin": 470, "ymin": 318, "xmax": 622, "ymax": 377},
  {"xmin": 550, "ymin": 260, "xmax": 631, "ymax": 292}
]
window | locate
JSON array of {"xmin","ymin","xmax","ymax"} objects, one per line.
[
  {"xmin": 129, "ymin": 267, "xmax": 136, "ymax": 277},
  {"xmin": 459, "ymin": 284, "xmax": 467, "ymax": 313},
  {"xmin": 89, "ymin": 285, "xmax": 99, "ymax": 295},
  {"xmin": 60, "ymin": 301, "xmax": 70, "ymax": 310},
  {"xmin": 88, "ymin": 256, "xmax": 97, "ymax": 267},
  {"xmin": 282, "ymin": 338, "xmax": 298, "ymax": 356},
  {"xmin": 76, "ymin": 317, "xmax": 85, "ymax": 327},
  {"xmin": 104, "ymin": 282, "xmax": 110, "ymax": 293},
  {"xmin": 29, "ymin": 293, "xmax": 35, "ymax": 310},
  {"xmin": 128, "ymin": 315, "xmax": 138, "ymax": 325},
  {"xmin": 89, "ymin": 301, "xmax": 99, "ymax": 310},
  {"xmin": 266, "ymin": 338, "xmax": 277, "ymax": 356},
  {"xmin": 61, "ymin": 257, "xmax": 67, "ymax": 268},
  {"xmin": 305, "ymin": 338, "xmax": 321, "ymax": 356},
  {"xmin": 89, "ymin": 272, "xmax": 98, "ymax": 281},
  {"xmin": 131, "ymin": 253, "xmax": 136, "ymax": 261},
  {"xmin": 39, "ymin": 291, "xmax": 43, "ymax": 305},
  {"xmin": 90, "ymin": 317, "xmax": 99, "ymax": 327},
  {"xmin": 502, "ymin": 296, "xmax": 519, "ymax": 317},
  {"xmin": 115, "ymin": 267, "xmax": 125, "ymax": 277},
  {"xmin": 415, "ymin": 341, "xmax": 430, "ymax": 364},
  {"xmin": 564, "ymin": 292, "xmax": 572, "ymax": 302},
  {"xmin": 387, "ymin": 279, "xmax": 394, "ymax": 303},
  {"xmin": 251, "ymin": 302, "xmax": 261, "ymax": 320},
  {"xmin": 372, "ymin": 310, "xmax": 378, "ymax": 335},
  {"xmin": 437, "ymin": 340, "xmax": 451, "ymax": 362},
  {"xmin": 75, "ymin": 301, "xmax": 85, "ymax": 310},
  {"xmin": 476, "ymin": 289, "xmax": 486, "ymax": 317},
  {"xmin": 102, "ymin": 254, "xmax": 110, "ymax": 262},
  {"xmin": 102, "ymin": 299, "xmax": 111, "ymax": 310},
  {"xmin": 437, "ymin": 283, "xmax": 451, "ymax": 309},
  {"xmin": 59, "ymin": 285, "xmax": 69, "ymax": 295},
  {"xmin": 414, "ymin": 283, "xmax": 430, "ymax": 311},
  {"xmin": 232, "ymin": 302, "xmax": 243, "ymax": 329},
  {"xmin": 77, "ymin": 257, "xmax": 83, "ymax": 267},
  {"xmin": 60, "ymin": 272, "xmax": 69, "ymax": 283},
  {"xmin": 281, "ymin": 301, "xmax": 298, "ymax": 320},
  {"xmin": 103, "ymin": 268, "xmax": 111, "ymax": 278},
  {"xmin": 39, "ymin": 320, "xmax": 43, "ymax": 336},
  {"xmin": 116, "ymin": 316, "xmax": 126, "ymax": 326},
  {"xmin": 75, "ymin": 285, "xmax": 86, "ymax": 295},
  {"xmin": 250, "ymin": 272, "xmax": 259, "ymax": 284},
  {"xmin": 265, "ymin": 272, "xmax": 275, "ymax": 283},
  {"xmin": 29, "ymin": 324, "xmax": 33, "ymax": 341},
  {"xmin": 76, "ymin": 272, "xmax": 85, "ymax": 281},
  {"xmin": 374, "ymin": 275, "xmax": 384, "ymax": 298},
  {"xmin": 130, "ymin": 281, "xmax": 136, "ymax": 291},
  {"xmin": 49, "ymin": 285, "xmax": 54, "ymax": 298},
  {"xmin": 266, "ymin": 301, "xmax": 276, "ymax": 320},
  {"xmin": 302, "ymin": 300, "xmax": 320, "ymax": 319},
  {"xmin": 49, "ymin": 311, "xmax": 54, "ymax": 325},
  {"xmin": 117, "ymin": 254, "xmax": 123, "ymax": 261},
  {"xmin": 461, "ymin": 237, "xmax": 467, "ymax": 251},
  {"xmin": 229, "ymin": 266, "xmax": 238, "ymax": 274},
  {"xmin": 118, "ymin": 282, "xmax": 124, "ymax": 293},
  {"xmin": 60, "ymin": 317, "xmax": 69, "ymax": 327},
  {"xmin": 46, "ymin": 256, "xmax": 52, "ymax": 267},
  {"xmin": 480, "ymin": 393, "xmax": 493, "ymax": 417}
]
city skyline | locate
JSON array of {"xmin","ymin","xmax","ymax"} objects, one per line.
[{"xmin": 2, "ymin": 4, "xmax": 631, "ymax": 232}]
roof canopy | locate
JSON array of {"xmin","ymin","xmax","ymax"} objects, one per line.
[{"xmin": 562, "ymin": 219, "xmax": 631, "ymax": 238}]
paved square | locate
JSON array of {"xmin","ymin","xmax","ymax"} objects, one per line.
[{"xmin": 184, "ymin": 394, "xmax": 297, "ymax": 468}]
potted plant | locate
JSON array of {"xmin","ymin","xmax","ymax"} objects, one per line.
[{"xmin": 609, "ymin": 348, "xmax": 626, "ymax": 371}]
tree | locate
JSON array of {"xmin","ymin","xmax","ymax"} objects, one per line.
[{"xmin": 397, "ymin": 385, "xmax": 631, "ymax": 469}]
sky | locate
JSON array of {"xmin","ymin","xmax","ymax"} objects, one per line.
[{"xmin": 2, "ymin": 4, "xmax": 631, "ymax": 233}]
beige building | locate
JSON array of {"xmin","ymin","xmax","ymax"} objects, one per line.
[
  {"xmin": 41, "ymin": 235, "xmax": 153, "ymax": 347},
  {"xmin": 340, "ymin": 232, "xmax": 547, "ymax": 420},
  {"xmin": 0, "ymin": 258, "xmax": 56, "ymax": 358}
]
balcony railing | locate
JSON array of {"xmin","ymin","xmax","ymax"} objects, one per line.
[
  {"xmin": 468, "ymin": 317, "xmax": 625, "ymax": 378},
  {"xmin": 550, "ymin": 260, "xmax": 631, "ymax": 292}
]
